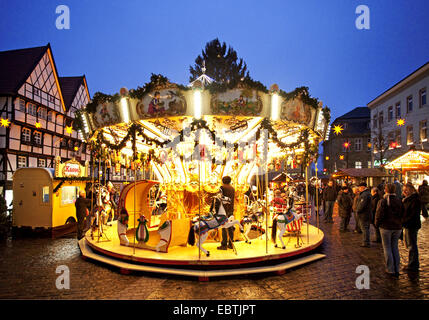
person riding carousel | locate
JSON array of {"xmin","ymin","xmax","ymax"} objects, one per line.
[{"xmin": 213, "ymin": 176, "xmax": 235, "ymax": 251}]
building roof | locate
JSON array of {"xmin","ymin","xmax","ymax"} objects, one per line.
[
  {"xmin": 332, "ymin": 168, "xmax": 392, "ymax": 178},
  {"xmin": 0, "ymin": 45, "xmax": 48, "ymax": 95},
  {"xmin": 59, "ymin": 76, "xmax": 85, "ymax": 110},
  {"xmin": 368, "ymin": 60, "xmax": 429, "ymax": 108},
  {"xmin": 334, "ymin": 107, "xmax": 370, "ymax": 121}
]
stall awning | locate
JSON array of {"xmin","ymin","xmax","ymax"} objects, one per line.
[
  {"xmin": 385, "ymin": 149, "xmax": 429, "ymax": 172},
  {"xmin": 332, "ymin": 168, "xmax": 392, "ymax": 178}
]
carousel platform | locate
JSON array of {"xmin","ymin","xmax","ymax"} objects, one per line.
[{"xmin": 79, "ymin": 221, "xmax": 325, "ymax": 281}]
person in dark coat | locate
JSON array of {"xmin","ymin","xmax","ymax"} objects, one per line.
[
  {"xmin": 75, "ymin": 190, "xmax": 92, "ymax": 240},
  {"xmin": 337, "ymin": 186, "xmax": 353, "ymax": 232},
  {"xmin": 322, "ymin": 180, "xmax": 337, "ymax": 223},
  {"xmin": 402, "ymin": 183, "xmax": 422, "ymax": 272},
  {"xmin": 370, "ymin": 187, "xmax": 382, "ymax": 242},
  {"xmin": 216, "ymin": 176, "xmax": 236, "ymax": 250},
  {"xmin": 394, "ymin": 180, "xmax": 403, "ymax": 200},
  {"xmin": 352, "ymin": 186, "xmax": 362, "ymax": 233},
  {"xmin": 356, "ymin": 182, "xmax": 372, "ymax": 247},
  {"xmin": 418, "ymin": 180, "xmax": 429, "ymax": 218},
  {"xmin": 375, "ymin": 183, "xmax": 404, "ymax": 278}
]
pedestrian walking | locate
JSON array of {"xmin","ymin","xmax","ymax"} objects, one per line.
[
  {"xmin": 402, "ymin": 183, "xmax": 422, "ymax": 272},
  {"xmin": 375, "ymin": 183, "xmax": 404, "ymax": 278},
  {"xmin": 352, "ymin": 186, "xmax": 362, "ymax": 233},
  {"xmin": 75, "ymin": 190, "xmax": 92, "ymax": 241},
  {"xmin": 370, "ymin": 187, "xmax": 382, "ymax": 243},
  {"xmin": 322, "ymin": 180, "xmax": 337, "ymax": 223},
  {"xmin": 417, "ymin": 180, "xmax": 429, "ymax": 218},
  {"xmin": 337, "ymin": 186, "xmax": 353, "ymax": 232},
  {"xmin": 394, "ymin": 179, "xmax": 403, "ymax": 200},
  {"xmin": 356, "ymin": 182, "xmax": 372, "ymax": 247}
]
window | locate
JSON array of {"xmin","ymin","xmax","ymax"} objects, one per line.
[
  {"xmin": 61, "ymin": 186, "xmax": 79, "ymax": 206},
  {"xmin": 47, "ymin": 111, "xmax": 53, "ymax": 122},
  {"xmin": 38, "ymin": 158, "xmax": 46, "ymax": 167},
  {"xmin": 21, "ymin": 128, "xmax": 31, "ymax": 143},
  {"xmin": 33, "ymin": 87, "xmax": 40, "ymax": 96},
  {"xmin": 420, "ymin": 88, "xmax": 427, "ymax": 108},
  {"xmin": 379, "ymin": 111, "xmax": 384, "ymax": 125},
  {"xmin": 42, "ymin": 186, "xmax": 50, "ymax": 203},
  {"xmin": 396, "ymin": 130, "xmax": 402, "ymax": 147},
  {"xmin": 17, "ymin": 156, "xmax": 27, "ymax": 168},
  {"xmin": 27, "ymin": 103, "xmax": 37, "ymax": 116},
  {"xmin": 368, "ymin": 161, "xmax": 372, "ymax": 168},
  {"xmin": 388, "ymin": 132, "xmax": 395, "ymax": 149},
  {"xmin": 373, "ymin": 114, "xmax": 378, "ymax": 129},
  {"xmin": 33, "ymin": 131, "xmax": 42, "ymax": 145},
  {"xmin": 68, "ymin": 140, "xmax": 74, "ymax": 150},
  {"xmin": 395, "ymin": 102, "xmax": 401, "ymax": 119},
  {"xmin": 388, "ymin": 106, "xmax": 393, "ymax": 122},
  {"xmin": 420, "ymin": 120, "xmax": 428, "ymax": 142},
  {"xmin": 407, "ymin": 126, "xmax": 414, "ymax": 145},
  {"xmin": 355, "ymin": 138, "xmax": 362, "ymax": 151},
  {"xmin": 37, "ymin": 107, "xmax": 47, "ymax": 119},
  {"xmin": 355, "ymin": 161, "xmax": 362, "ymax": 169},
  {"xmin": 407, "ymin": 95, "xmax": 413, "ymax": 113},
  {"xmin": 18, "ymin": 99, "xmax": 26, "ymax": 112},
  {"xmin": 49, "ymin": 95, "xmax": 55, "ymax": 103},
  {"xmin": 60, "ymin": 138, "xmax": 68, "ymax": 148}
]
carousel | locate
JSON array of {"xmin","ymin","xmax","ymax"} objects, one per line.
[{"xmin": 76, "ymin": 72, "xmax": 329, "ymax": 280}]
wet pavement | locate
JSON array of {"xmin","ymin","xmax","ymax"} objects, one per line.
[{"xmin": 0, "ymin": 210, "xmax": 428, "ymax": 300}]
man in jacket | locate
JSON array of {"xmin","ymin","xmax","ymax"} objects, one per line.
[
  {"xmin": 418, "ymin": 180, "xmax": 429, "ymax": 218},
  {"xmin": 402, "ymin": 183, "xmax": 422, "ymax": 272},
  {"xmin": 337, "ymin": 186, "xmax": 353, "ymax": 232},
  {"xmin": 75, "ymin": 190, "xmax": 92, "ymax": 240},
  {"xmin": 323, "ymin": 180, "xmax": 337, "ymax": 223},
  {"xmin": 352, "ymin": 187, "xmax": 362, "ymax": 233},
  {"xmin": 356, "ymin": 182, "xmax": 372, "ymax": 247},
  {"xmin": 216, "ymin": 176, "xmax": 236, "ymax": 250},
  {"xmin": 394, "ymin": 179, "xmax": 403, "ymax": 200}
]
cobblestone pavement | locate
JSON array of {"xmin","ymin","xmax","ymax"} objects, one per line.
[{"xmin": 0, "ymin": 209, "xmax": 428, "ymax": 300}]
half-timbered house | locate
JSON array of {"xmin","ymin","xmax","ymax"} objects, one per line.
[{"xmin": 0, "ymin": 44, "xmax": 91, "ymax": 200}]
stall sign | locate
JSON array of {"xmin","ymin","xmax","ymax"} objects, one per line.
[{"xmin": 55, "ymin": 157, "xmax": 88, "ymax": 178}]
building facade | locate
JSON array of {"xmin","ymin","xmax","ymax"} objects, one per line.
[
  {"xmin": 0, "ymin": 44, "xmax": 91, "ymax": 198},
  {"xmin": 368, "ymin": 61, "xmax": 429, "ymax": 168},
  {"xmin": 323, "ymin": 107, "xmax": 372, "ymax": 174}
]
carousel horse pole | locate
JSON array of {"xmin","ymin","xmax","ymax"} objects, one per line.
[{"xmin": 187, "ymin": 194, "xmax": 244, "ymax": 257}]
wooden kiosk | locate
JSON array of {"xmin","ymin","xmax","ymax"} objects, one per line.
[{"xmin": 12, "ymin": 157, "xmax": 90, "ymax": 237}]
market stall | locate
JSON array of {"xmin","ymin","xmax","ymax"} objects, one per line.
[
  {"xmin": 12, "ymin": 157, "xmax": 90, "ymax": 237},
  {"xmin": 385, "ymin": 149, "xmax": 429, "ymax": 185},
  {"xmin": 76, "ymin": 74, "xmax": 329, "ymax": 278}
]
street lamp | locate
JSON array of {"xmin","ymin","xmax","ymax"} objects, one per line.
[{"xmin": 343, "ymin": 141, "xmax": 350, "ymax": 168}]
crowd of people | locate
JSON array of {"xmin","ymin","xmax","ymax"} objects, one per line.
[{"xmin": 317, "ymin": 178, "xmax": 428, "ymax": 278}]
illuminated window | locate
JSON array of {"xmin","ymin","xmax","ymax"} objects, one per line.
[
  {"xmin": 355, "ymin": 161, "xmax": 362, "ymax": 169},
  {"xmin": 61, "ymin": 186, "xmax": 79, "ymax": 206},
  {"xmin": 42, "ymin": 186, "xmax": 49, "ymax": 203},
  {"xmin": 33, "ymin": 131, "xmax": 42, "ymax": 145},
  {"xmin": 396, "ymin": 130, "xmax": 402, "ymax": 147},
  {"xmin": 368, "ymin": 161, "xmax": 372, "ymax": 168},
  {"xmin": 17, "ymin": 156, "xmax": 27, "ymax": 168},
  {"xmin": 420, "ymin": 120, "xmax": 427, "ymax": 142},
  {"xmin": 38, "ymin": 158, "xmax": 46, "ymax": 167},
  {"xmin": 407, "ymin": 126, "xmax": 414, "ymax": 145}
]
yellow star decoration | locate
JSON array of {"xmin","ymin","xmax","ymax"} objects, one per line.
[
  {"xmin": 339, "ymin": 155, "xmax": 345, "ymax": 160},
  {"xmin": 66, "ymin": 126, "xmax": 73, "ymax": 134},
  {"xmin": 397, "ymin": 119, "xmax": 405, "ymax": 126},
  {"xmin": 35, "ymin": 122, "xmax": 41, "ymax": 128},
  {"xmin": 333, "ymin": 124, "xmax": 344, "ymax": 135},
  {"xmin": 74, "ymin": 146, "xmax": 79, "ymax": 151},
  {"xmin": 0, "ymin": 118, "xmax": 10, "ymax": 127}
]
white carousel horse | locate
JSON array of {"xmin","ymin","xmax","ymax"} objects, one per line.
[
  {"xmin": 187, "ymin": 193, "xmax": 244, "ymax": 257},
  {"xmin": 271, "ymin": 206, "xmax": 304, "ymax": 249},
  {"xmin": 241, "ymin": 197, "xmax": 265, "ymax": 244}
]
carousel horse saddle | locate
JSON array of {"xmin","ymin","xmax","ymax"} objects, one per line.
[{"xmin": 197, "ymin": 214, "xmax": 228, "ymax": 230}]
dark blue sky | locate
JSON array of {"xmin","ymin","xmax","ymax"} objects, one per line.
[{"xmin": 1, "ymin": 0, "xmax": 429, "ymax": 122}]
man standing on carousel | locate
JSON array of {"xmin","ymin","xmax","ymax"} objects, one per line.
[
  {"xmin": 75, "ymin": 190, "xmax": 92, "ymax": 241},
  {"xmin": 214, "ymin": 176, "xmax": 236, "ymax": 251}
]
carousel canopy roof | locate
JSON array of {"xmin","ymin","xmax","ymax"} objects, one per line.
[{"xmin": 385, "ymin": 149, "xmax": 429, "ymax": 171}]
